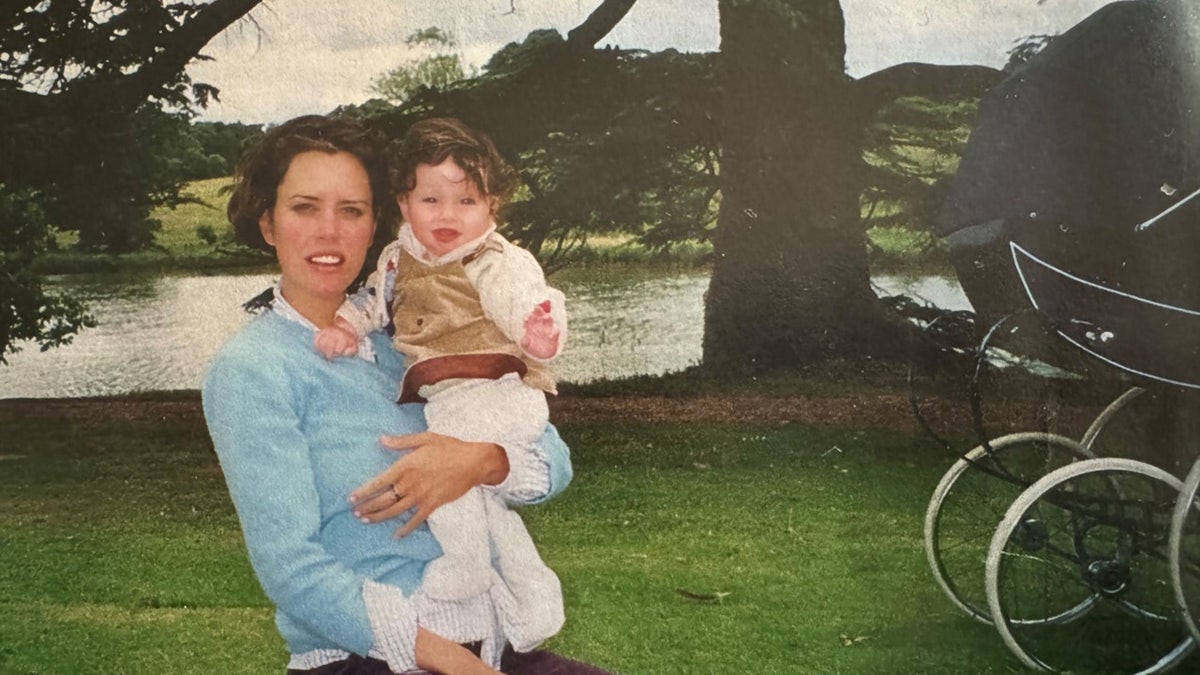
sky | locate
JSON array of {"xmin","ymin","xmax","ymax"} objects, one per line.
[{"xmin": 188, "ymin": 0, "xmax": 1117, "ymax": 124}]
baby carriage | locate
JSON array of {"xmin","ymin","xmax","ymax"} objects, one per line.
[{"xmin": 922, "ymin": 234, "xmax": 1200, "ymax": 673}]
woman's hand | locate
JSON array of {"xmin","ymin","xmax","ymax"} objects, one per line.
[{"xmin": 348, "ymin": 432, "xmax": 509, "ymax": 538}]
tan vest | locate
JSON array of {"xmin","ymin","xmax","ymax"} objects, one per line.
[{"xmin": 392, "ymin": 246, "xmax": 555, "ymax": 403}]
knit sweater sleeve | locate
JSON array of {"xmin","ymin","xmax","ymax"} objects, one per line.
[{"xmin": 202, "ymin": 344, "xmax": 416, "ymax": 663}]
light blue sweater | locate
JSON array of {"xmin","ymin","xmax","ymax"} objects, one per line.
[{"xmin": 202, "ymin": 309, "xmax": 573, "ymax": 657}]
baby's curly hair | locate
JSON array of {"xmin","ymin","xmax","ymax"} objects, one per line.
[{"xmin": 395, "ymin": 118, "xmax": 518, "ymax": 210}]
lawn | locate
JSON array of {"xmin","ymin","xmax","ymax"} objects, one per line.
[{"xmin": 2, "ymin": 398, "xmax": 1187, "ymax": 673}]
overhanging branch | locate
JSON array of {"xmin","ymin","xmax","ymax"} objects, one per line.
[
  {"xmin": 566, "ymin": 0, "xmax": 638, "ymax": 51},
  {"xmin": 116, "ymin": 0, "xmax": 263, "ymax": 111}
]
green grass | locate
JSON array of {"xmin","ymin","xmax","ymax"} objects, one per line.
[
  {"xmin": 536, "ymin": 422, "xmax": 1021, "ymax": 674},
  {"xmin": 0, "ymin": 399, "xmax": 1087, "ymax": 675},
  {"xmin": 150, "ymin": 176, "xmax": 237, "ymax": 256}
]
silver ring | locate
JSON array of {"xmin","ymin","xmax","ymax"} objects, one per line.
[{"xmin": 391, "ymin": 485, "xmax": 401, "ymax": 501}]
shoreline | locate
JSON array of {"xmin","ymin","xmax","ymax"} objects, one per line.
[{"xmin": 0, "ymin": 387, "xmax": 1103, "ymax": 434}]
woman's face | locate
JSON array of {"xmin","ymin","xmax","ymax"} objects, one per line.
[
  {"xmin": 259, "ymin": 150, "xmax": 377, "ymax": 325},
  {"xmin": 399, "ymin": 159, "xmax": 495, "ymax": 257}
]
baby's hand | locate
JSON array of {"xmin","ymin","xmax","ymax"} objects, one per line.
[
  {"xmin": 520, "ymin": 300, "xmax": 560, "ymax": 360},
  {"xmin": 314, "ymin": 320, "xmax": 360, "ymax": 360}
]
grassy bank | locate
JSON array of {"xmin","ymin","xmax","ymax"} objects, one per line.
[
  {"xmin": 37, "ymin": 177, "xmax": 276, "ymax": 275},
  {"xmin": 3, "ymin": 393, "xmax": 1182, "ymax": 674}
]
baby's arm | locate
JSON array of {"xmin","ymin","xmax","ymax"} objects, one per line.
[
  {"xmin": 468, "ymin": 243, "xmax": 567, "ymax": 361},
  {"xmin": 313, "ymin": 243, "xmax": 399, "ymax": 359}
]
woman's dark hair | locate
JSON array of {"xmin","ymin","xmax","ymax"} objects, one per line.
[
  {"xmin": 395, "ymin": 117, "xmax": 518, "ymax": 212},
  {"xmin": 227, "ymin": 115, "xmax": 398, "ymax": 252}
]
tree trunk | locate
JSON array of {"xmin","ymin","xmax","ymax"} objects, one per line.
[{"xmin": 704, "ymin": 0, "xmax": 896, "ymax": 372}]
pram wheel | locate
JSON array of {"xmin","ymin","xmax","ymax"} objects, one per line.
[
  {"xmin": 1170, "ymin": 459, "xmax": 1200, "ymax": 643},
  {"xmin": 924, "ymin": 432, "xmax": 1092, "ymax": 622},
  {"xmin": 986, "ymin": 458, "xmax": 1193, "ymax": 673},
  {"xmin": 1081, "ymin": 386, "xmax": 1147, "ymax": 450}
]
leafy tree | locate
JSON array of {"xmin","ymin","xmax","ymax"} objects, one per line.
[
  {"xmin": 189, "ymin": 121, "xmax": 264, "ymax": 177},
  {"xmin": 370, "ymin": 27, "xmax": 478, "ymax": 104},
  {"xmin": 0, "ymin": 185, "xmax": 94, "ymax": 364},
  {"xmin": 860, "ymin": 95, "xmax": 978, "ymax": 238},
  {"xmin": 0, "ymin": 0, "xmax": 260, "ymax": 359},
  {"xmin": 700, "ymin": 0, "xmax": 1002, "ymax": 372},
  {"xmin": 490, "ymin": 46, "xmax": 719, "ymax": 266},
  {"xmin": 353, "ymin": 0, "xmax": 1004, "ymax": 372}
]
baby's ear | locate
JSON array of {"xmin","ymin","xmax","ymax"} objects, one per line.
[{"xmin": 397, "ymin": 193, "xmax": 410, "ymax": 223}]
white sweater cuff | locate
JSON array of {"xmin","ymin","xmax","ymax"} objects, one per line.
[
  {"xmin": 362, "ymin": 578, "xmax": 419, "ymax": 672},
  {"xmin": 488, "ymin": 441, "xmax": 552, "ymax": 503}
]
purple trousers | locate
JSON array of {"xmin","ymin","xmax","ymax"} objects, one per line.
[{"xmin": 286, "ymin": 646, "xmax": 614, "ymax": 675}]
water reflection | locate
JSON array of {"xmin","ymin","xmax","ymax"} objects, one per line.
[
  {"xmin": 872, "ymin": 272, "xmax": 974, "ymax": 313},
  {"xmin": 0, "ymin": 270, "xmax": 969, "ymax": 399},
  {"xmin": 0, "ymin": 271, "xmax": 712, "ymax": 398}
]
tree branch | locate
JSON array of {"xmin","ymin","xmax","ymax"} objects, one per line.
[
  {"xmin": 114, "ymin": 0, "xmax": 262, "ymax": 111},
  {"xmin": 566, "ymin": 0, "xmax": 638, "ymax": 51},
  {"xmin": 853, "ymin": 62, "xmax": 1004, "ymax": 114}
]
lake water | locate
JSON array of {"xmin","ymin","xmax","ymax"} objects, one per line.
[{"xmin": 0, "ymin": 269, "xmax": 970, "ymax": 399}]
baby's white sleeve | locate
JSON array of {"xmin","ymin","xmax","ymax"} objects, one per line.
[
  {"xmin": 467, "ymin": 245, "xmax": 567, "ymax": 361},
  {"xmin": 337, "ymin": 244, "xmax": 400, "ymax": 336}
]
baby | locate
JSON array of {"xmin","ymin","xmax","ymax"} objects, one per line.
[{"xmin": 315, "ymin": 117, "xmax": 566, "ymax": 649}]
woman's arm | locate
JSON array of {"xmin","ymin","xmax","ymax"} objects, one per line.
[
  {"xmin": 349, "ymin": 432, "xmax": 510, "ymax": 537},
  {"xmin": 350, "ymin": 424, "xmax": 573, "ymax": 534}
]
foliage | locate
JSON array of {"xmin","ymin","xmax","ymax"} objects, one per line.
[
  {"xmin": 0, "ymin": 0, "xmax": 259, "ymax": 360},
  {"xmin": 186, "ymin": 121, "xmax": 263, "ymax": 179},
  {"xmin": 1006, "ymin": 33, "xmax": 1058, "ymax": 72},
  {"xmin": 370, "ymin": 27, "xmax": 478, "ymax": 104},
  {"xmin": 0, "ymin": 185, "xmax": 94, "ymax": 364},
  {"xmin": 483, "ymin": 28, "xmax": 567, "ymax": 74},
  {"xmin": 1, "ymin": 0, "xmax": 256, "ymax": 252},
  {"xmin": 38, "ymin": 176, "xmax": 271, "ymax": 274},
  {"xmin": 33, "ymin": 104, "xmax": 216, "ymax": 252},
  {"xmin": 1, "ymin": 1, "xmax": 219, "ymax": 105},
  {"xmin": 861, "ymin": 95, "xmax": 979, "ymax": 233},
  {"xmin": 358, "ymin": 18, "xmax": 977, "ymax": 282}
]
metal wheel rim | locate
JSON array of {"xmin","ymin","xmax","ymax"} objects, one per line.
[{"xmin": 986, "ymin": 458, "xmax": 1193, "ymax": 674}]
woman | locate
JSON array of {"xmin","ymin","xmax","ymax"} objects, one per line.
[{"xmin": 202, "ymin": 115, "xmax": 608, "ymax": 675}]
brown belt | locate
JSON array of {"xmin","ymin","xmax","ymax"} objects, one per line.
[{"xmin": 399, "ymin": 353, "xmax": 527, "ymax": 404}]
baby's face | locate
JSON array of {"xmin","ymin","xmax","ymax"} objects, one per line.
[{"xmin": 398, "ymin": 159, "xmax": 494, "ymax": 257}]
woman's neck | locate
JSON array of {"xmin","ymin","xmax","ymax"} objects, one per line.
[{"xmin": 276, "ymin": 284, "xmax": 340, "ymax": 328}]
